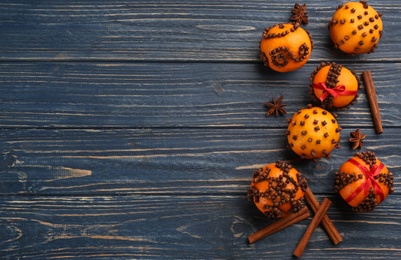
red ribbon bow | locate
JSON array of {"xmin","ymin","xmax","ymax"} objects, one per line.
[
  {"xmin": 312, "ymin": 82, "xmax": 357, "ymax": 102},
  {"xmin": 344, "ymin": 158, "xmax": 385, "ymax": 203}
]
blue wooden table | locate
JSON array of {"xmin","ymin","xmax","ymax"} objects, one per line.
[{"xmin": 0, "ymin": 1, "xmax": 400, "ymax": 259}]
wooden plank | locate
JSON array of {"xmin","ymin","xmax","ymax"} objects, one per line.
[
  {"xmin": 0, "ymin": 1, "xmax": 400, "ymax": 258},
  {"xmin": 0, "ymin": 61, "xmax": 399, "ymax": 128},
  {"xmin": 1, "ymin": 128, "xmax": 400, "ymax": 195},
  {"xmin": 0, "ymin": 0, "xmax": 399, "ymax": 61},
  {"xmin": 0, "ymin": 194, "xmax": 400, "ymax": 259}
]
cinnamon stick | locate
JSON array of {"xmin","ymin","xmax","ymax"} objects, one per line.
[
  {"xmin": 293, "ymin": 198, "xmax": 332, "ymax": 258},
  {"xmin": 248, "ymin": 206, "xmax": 310, "ymax": 244},
  {"xmin": 362, "ymin": 71, "xmax": 383, "ymax": 134},
  {"xmin": 304, "ymin": 188, "xmax": 343, "ymax": 245}
]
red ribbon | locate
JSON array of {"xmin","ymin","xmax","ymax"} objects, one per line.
[
  {"xmin": 344, "ymin": 158, "xmax": 385, "ymax": 203},
  {"xmin": 312, "ymin": 82, "xmax": 357, "ymax": 102}
]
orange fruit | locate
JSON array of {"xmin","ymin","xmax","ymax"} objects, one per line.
[
  {"xmin": 248, "ymin": 161, "xmax": 308, "ymax": 218},
  {"xmin": 310, "ymin": 62, "xmax": 360, "ymax": 109},
  {"xmin": 287, "ymin": 106, "xmax": 341, "ymax": 160},
  {"xmin": 260, "ymin": 22, "xmax": 313, "ymax": 72},
  {"xmin": 335, "ymin": 151, "xmax": 394, "ymax": 212},
  {"xmin": 328, "ymin": 1, "xmax": 383, "ymax": 55}
]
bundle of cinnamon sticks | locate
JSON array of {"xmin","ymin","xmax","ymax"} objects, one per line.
[{"xmin": 248, "ymin": 188, "xmax": 342, "ymax": 258}]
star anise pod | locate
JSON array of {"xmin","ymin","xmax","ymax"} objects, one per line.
[
  {"xmin": 291, "ymin": 3, "xmax": 308, "ymax": 25},
  {"xmin": 349, "ymin": 129, "xmax": 366, "ymax": 150},
  {"xmin": 264, "ymin": 95, "xmax": 287, "ymax": 117}
]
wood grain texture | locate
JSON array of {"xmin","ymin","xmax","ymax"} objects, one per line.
[
  {"xmin": 0, "ymin": 194, "xmax": 400, "ymax": 259},
  {"xmin": 1, "ymin": 128, "xmax": 400, "ymax": 196},
  {"xmin": 0, "ymin": 0, "xmax": 400, "ymax": 62},
  {"xmin": 0, "ymin": 62, "xmax": 400, "ymax": 128},
  {"xmin": 0, "ymin": 0, "xmax": 400, "ymax": 258}
]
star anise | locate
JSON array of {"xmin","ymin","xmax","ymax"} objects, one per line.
[
  {"xmin": 291, "ymin": 3, "xmax": 308, "ymax": 25},
  {"xmin": 264, "ymin": 95, "xmax": 287, "ymax": 117},
  {"xmin": 349, "ymin": 129, "xmax": 366, "ymax": 150}
]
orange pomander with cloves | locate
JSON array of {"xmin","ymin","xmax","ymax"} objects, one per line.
[
  {"xmin": 286, "ymin": 105, "xmax": 342, "ymax": 160},
  {"xmin": 309, "ymin": 62, "xmax": 360, "ymax": 109},
  {"xmin": 248, "ymin": 161, "xmax": 308, "ymax": 218},
  {"xmin": 334, "ymin": 151, "xmax": 394, "ymax": 212},
  {"xmin": 260, "ymin": 22, "xmax": 313, "ymax": 73},
  {"xmin": 328, "ymin": 1, "xmax": 383, "ymax": 55}
]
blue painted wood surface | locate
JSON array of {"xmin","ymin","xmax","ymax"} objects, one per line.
[{"xmin": 0, "ymin": 0, "xmax": 400, "ymax": 259}]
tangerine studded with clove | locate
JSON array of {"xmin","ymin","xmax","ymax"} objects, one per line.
[
  {"xmin": 248, "ymin": 161, "xmax": 308, "ymax": 218},
  {"xmin": 286, "ymin": 106, "xmax": 341, "ymax": 159},
  {"xmin": 334, "ymin": 151, "xmax": 394, "ymax": 212},
  {"xmin": 260, "ymin": 22, "xmax": 313, "ymax": 72},
  {"xmin": 328, "ymin": 1, "xmax": 383, "ymax": 55},
  {"xmin": 310, "ymin": 62, "xmax": 360, "ymax": 109}
]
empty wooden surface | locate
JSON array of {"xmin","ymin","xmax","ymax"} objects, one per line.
[{"xmin": 0, "ymin": 0, "xmax": 400, "ymax": 259}]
